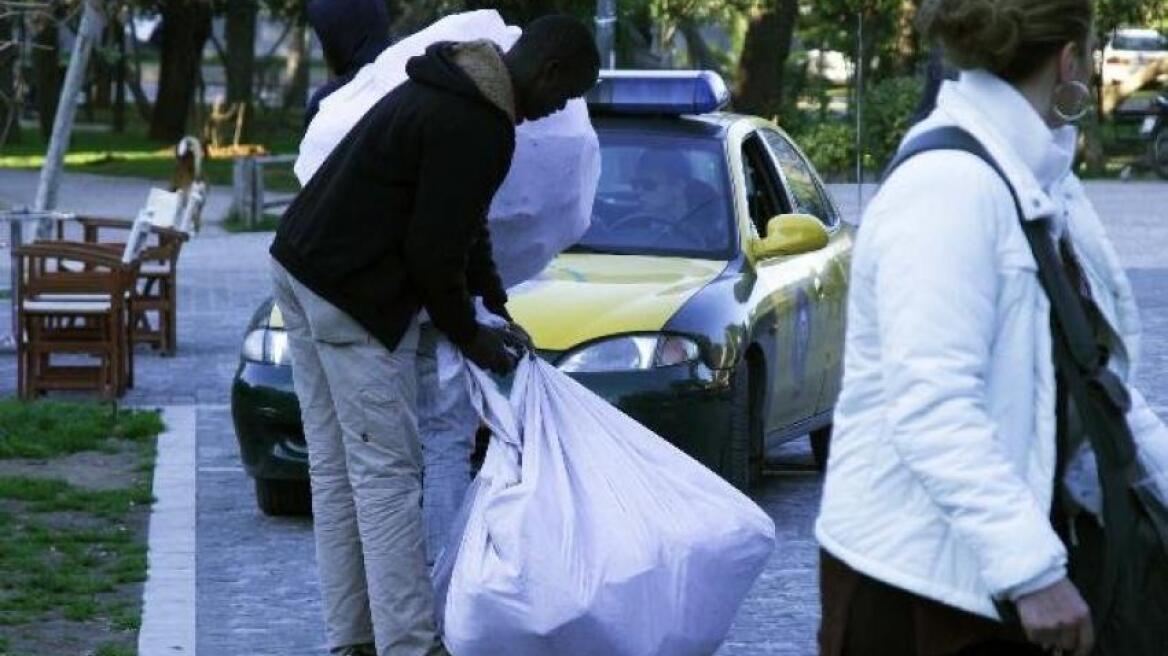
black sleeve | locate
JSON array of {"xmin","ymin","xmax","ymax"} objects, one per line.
[
  {"xmin": 403, "ymin": 110, "xmax": 514, "ymax": 346},
  {"xmin": 466, "ymin": 218, "xmax": 513, "ymax": 321}
]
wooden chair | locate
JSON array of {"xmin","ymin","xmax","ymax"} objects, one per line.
[
  {"xmin": 51, "ymin": 137, "xmax": 207, "ymax": 355},
  {"xmin": 14, "ymin": 242, "xmax": 138, "ymax": 399}
]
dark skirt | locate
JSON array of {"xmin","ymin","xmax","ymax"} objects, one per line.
[{"xmin": 818, "ymin": 550, "xmax": 1043, "ymax": 656}]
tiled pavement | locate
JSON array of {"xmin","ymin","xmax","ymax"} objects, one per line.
[{"xmin": 0, "ymin": 172, "xmax": 1165, "ymax": 655}]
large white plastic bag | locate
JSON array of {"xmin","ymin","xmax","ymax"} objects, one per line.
[
  {"xmin": 486, "ymin": 101, "xmax": 599, "ymax": 288},
  {"xmin": 434, "ymin": 358, "xmax": 777, "ymax": 656},
  {"xmin": 295, "ymin": 10, "xmax": 519, "ymax": 185},
  {"xmin": 295, "ymin": 9, "xmax": 600, "ymax": 289}
]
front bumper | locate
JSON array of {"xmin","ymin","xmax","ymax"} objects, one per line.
[
  {"xmin": 231, "ymin": 361, "xmax": 306, "ymax": 480},
  {"xmin": 567, "ymin": 362, "xmax": 735, "ymax": 468},
  {"xmin": 230, "ymin": 358, "xmax": 735, "ymax": 482}
]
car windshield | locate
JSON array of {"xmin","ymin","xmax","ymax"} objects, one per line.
[
  {"xmin": 1113, "ymin": 33, "xmax": 1166, "ymax": 51},
  {"xmin": 569, "ymin": 130, "xmax": 735, "ymax": 259}
]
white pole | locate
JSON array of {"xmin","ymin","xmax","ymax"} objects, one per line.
[
  {"xmin": 33, "ymin": 0, "xmax": 105, "ymax": 236},
  {"xmin": 595, "ymin": 0, "xmax": 616, "ymax": 69},
  {"xmin": 855, "ymin": 11, "xmax": 864, "ymax": 216}
]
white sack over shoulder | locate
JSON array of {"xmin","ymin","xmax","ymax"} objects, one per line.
[
  {"xmin": 295, "ymin": 9, "xmax": 600, "ymax": 288},
  {"xmin": 295, "ymin": 10, "xmax": 518, "ymax": 184},
  {"xmin": 434, "ymin": 358, "xmax": 776, "ymax": 656}
]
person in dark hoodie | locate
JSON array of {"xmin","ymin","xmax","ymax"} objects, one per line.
[
  {"xmin": 269, "ymin": 15, "xmax": 601, "ymax": 656},
  {"xmin": 305, "ymin": 0, "xmax": 392, "ymax": 127}
]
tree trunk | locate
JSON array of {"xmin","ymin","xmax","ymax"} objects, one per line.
[
  {"xmin": 93, "ymin": 24, "xmax": 112, "ymax": 109},
  {"xmin": 859, "ymin": 10, "xmax": 881, "ymax": 86},
  {"xmin": 735, "ymin": 0, "xmax": 798, "ymax": 118},
  {"xmin": 679, "ymin": 19, "xmax": 720, "ymax": 74},
  {"xmin": 226, "ymin": 0, "xmax": 257, "ymax": 103},
  {"xmin": 0, "ymin": 13, "xmax": 21, "ymax": 146},
  {"xmin": 149, "ymin": 0, "xmax": 212, "ymax": 142},
  {"xmin": 226, "ymin": 0, "xmax": 257, "ymax": 137},
  {"xmin": 112, "ymin": 15, "xmax": 126, "ymax": 132},
  {"xmin": 32, "ymin": 10, "xmax": 61, "ymax": 140},
  {"xmin": 124, "ymin": 14, "xmax": 153, "ymax": 123},
  {"xmin": 282, "ymin": 18, "xmax": 309, "ymax": 111},
  {"xmin": 894, "ymin": 0, "xmax": 920, "ymax": 76}
]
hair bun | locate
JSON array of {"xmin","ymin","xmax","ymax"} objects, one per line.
[{"xmin": 918, "ymin": 0, "xmax": 1025, "ymax": 72}]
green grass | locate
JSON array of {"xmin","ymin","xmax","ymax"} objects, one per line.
[
  {"xmin": 0, "ymin": 476, "xmax": 154, "ymax": 520},
  {"xmin": 0, "ymin": 514, "xmax": 146, "ymax": 616},
  {"xmin": 0, "ymin": 402, "xmax": 164, "ymax": 459},
  {"xmin": 0, "ymin": 114, "xmax": 302, "ymax": 192},
  {"xmin": 95, "ymin": 642, "xmax": 135, "ymax": 656},
  {"xmin": 223, "ymin": 211, "xmax": 282, "ymax": 233},
  {"xmin": 0, "ymin": 404, "xmax": 160, "ymax": 652},
  {"xmin": 108, "ymin": 603, "xmax": 140, "ymax": 631}
]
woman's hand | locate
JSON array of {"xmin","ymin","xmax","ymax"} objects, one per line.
[{"xmin": 1015, "ymin": 578, "xmax": 1094, "ymax": 656}]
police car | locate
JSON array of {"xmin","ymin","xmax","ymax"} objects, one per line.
[{"xmin": 231, "ymin": 71, "xmax": 853, "ymax": 515}]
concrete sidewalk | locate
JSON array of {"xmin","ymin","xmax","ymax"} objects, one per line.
[{"xmin": 0, "ymin": 169, "xmax": 234, "ymax": 227}]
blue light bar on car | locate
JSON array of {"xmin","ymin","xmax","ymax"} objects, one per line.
[{"xmin": 586, "ymin": 70, "xmax": 730, "ymax": 115}]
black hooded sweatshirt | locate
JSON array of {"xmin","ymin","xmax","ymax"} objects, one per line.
[
  {"xmin": 305, "ymin": 0, "xmax": 391, "ymax": 126},
  {"xmin": 271, "ymin": 42, "xmax": 515, "ymax": 351}
]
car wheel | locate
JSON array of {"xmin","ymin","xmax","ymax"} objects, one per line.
[
  {"xmin": 810, "ymin": 424, "xmax": 832, "ymax": 472},
  {"xmin": 724, "ymin": 361, "xmax": 764, "ymax": 492},
  {"xmin": 255, "ymin": 478, "xmax": 311, "ymax": 516},
  {"xmin": 1152, "ymin": 129, "xmax": 1168, "ymax": 180}
]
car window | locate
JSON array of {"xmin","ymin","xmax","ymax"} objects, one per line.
[
  {"xmin": 760, "ymin": 129, "xmax": 838, "ymax": 228},
  {"xmin": 1113, "ymin": 33, "xmax": 1167, "ymax": 51},
  {"xmin": 741, "ymin": 134, "xmax": 787, "ymax": 237},
  {"xmin": 572, "ymin": 131, "xmax": 735, "ymax": 259}
]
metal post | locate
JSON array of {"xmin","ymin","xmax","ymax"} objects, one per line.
[
  {"xmin": 33, "ymin": 0, "xmax": 106, "ymax": 237},
  {"xmin": 9, "ymin": 213, "xmax": 21, "ymax": 341},
  {"xmin": 595, "ymin": 0, "xmax": 616, "ymax": 69},
  {"xmin": 233, "ymin": 156, "xmax": 247, "ymax": 221},
  {"xmin": 854, "ymin": 11, "xmax": 864, "ymax": 214},
  {"xmin": 251, "ymin": 159, "xmax": 264, "ymax": 229}
]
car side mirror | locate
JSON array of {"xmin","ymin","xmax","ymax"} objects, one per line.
[{"xmin": 749, "ymin": 213, "xmax": 829, "ymax": 261}]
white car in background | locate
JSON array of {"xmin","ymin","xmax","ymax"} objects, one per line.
[
  {"xmin": 806, "ymin": 49, "xmax": 853, "ymax": 86},
  {"xmin": 1102, "ymin": 28, "xmax": 1168, "ymax": 87}
]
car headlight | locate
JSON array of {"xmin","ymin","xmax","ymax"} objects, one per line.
[
  {"xmin": 557, "ymin": 335, "xmax": 701, "ymax": 373},
  {"xmin": 241, "ymin": 328, "xmax": 291, "ymax": 366}
]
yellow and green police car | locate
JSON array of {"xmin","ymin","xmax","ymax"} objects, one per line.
[{"xmin": 232, "ymin": 71, "xmax": 853, "ymax": 515}]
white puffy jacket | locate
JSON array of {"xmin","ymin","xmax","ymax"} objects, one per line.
[{"xmin": 815, "ymin": 70, "xmax": 1168, "ymax": 619}]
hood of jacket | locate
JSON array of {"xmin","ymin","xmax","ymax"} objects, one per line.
[
  {"xmin": 308, "ymin": 0, "xmax": 391, "ymax": 77},
  {"xmin": 406, "ymin": 40, "xmax": 516, "ymax": 123}
]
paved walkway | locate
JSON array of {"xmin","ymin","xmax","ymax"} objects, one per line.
[
  {"xmin": 0, "ymin": 170, "xmax": 1165, "ymax": 655},
  {"xmin": 0, "ymin": 169, "xmax": 235, "ymax": 226}
]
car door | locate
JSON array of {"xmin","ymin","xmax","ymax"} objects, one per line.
[
  {"xmin": 739, "ymin": 131, "xmax": 822, "ymax": 433},
  {"xmin": 758, "ymin": 128, "xmax": 852, "ymax": 417}
]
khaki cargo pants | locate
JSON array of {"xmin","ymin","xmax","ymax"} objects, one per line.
[{"xmin": 271, "ymin": 259, "xmax": 446, "ymax": 656}]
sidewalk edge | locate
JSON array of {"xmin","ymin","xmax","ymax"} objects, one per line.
[{"xmin": 138, "ymin": 406, "xmax": 197, "ymax": 656}]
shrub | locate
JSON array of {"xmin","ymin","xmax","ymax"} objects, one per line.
[
  {"xmin": 861, "ymin": 75, "xmax": 925, "ymax": 170},
  {"xmin": 784, "ymin": 75, "xmax": 925, "ymax": 180},
  {"xmin": 792, "ymin": 121, "xmax": 856, "ymax": 180}
]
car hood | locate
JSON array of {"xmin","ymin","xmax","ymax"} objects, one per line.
[{"xmin": 505, "ymin": 254, "xmax": 728, "ymax": 352}]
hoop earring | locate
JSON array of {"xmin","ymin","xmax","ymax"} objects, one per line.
[{"xmin": 1052, "ymin": 80, "xmax": 1090, "ymax": 123}]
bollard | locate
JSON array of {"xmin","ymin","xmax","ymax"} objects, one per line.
[{"xmin": 232, "ymin": 157, "xmax": 258, "ymax": 226}]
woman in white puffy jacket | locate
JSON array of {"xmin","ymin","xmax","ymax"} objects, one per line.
[{"xmin": 815, "ymin": 1, "xmax": 1168, "ymax": 655}]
